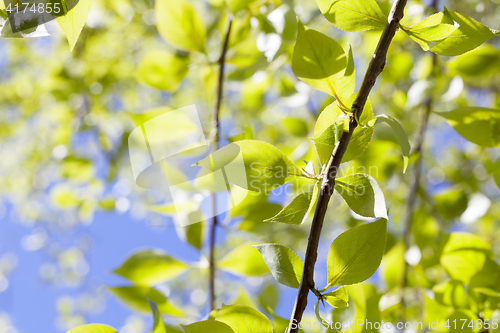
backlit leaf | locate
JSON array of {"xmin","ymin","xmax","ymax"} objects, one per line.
[
  {"xmin": 253, "ymin": 244, "xmax": 304, "ymax": 289},
  {"xmin": 215, "ymin": 305, "xmax": 273, "ymax": 333},
  {"xmin": 316, "ymin": 0, "xmax": 387, "ymax": 32},
  {"xmin": 326, "ymin": 219, "xmax": 387, "ymax": 287}
]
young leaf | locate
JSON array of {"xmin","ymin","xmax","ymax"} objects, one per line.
[
  {"xmin": 156, "ymin": 0, "xmax": 206, "ymax": 52},
  {"xmin": 435, "ymin": 107, "xmax": 500, "ymax": 147},
  {"xmin": 335, "ymin": 173, "xmax": 388, "ymax": 219},
  {"xmin": 337, "ymin": 44, "xmax": 356, "ymax": 102},
  {"xmin": 371, "ymin": 114, "xmax": 410, "ymax": 173},
  {"xmin": 403, "ymin": 23, "xmax": 457, "ymax": 51},
  {"xmin": 113, "ymin": 250, "xmax": 188, "ymax": 286},
  {"xmin": 194, "ymin": 140, "xmax": 302, "ymax": 193},
  {"xmin": 433, "ymin": 280, "xmax": 470, "ymax": 309},
  {"xmin": 324, "ymin": 286, "xmax": 349, "ymax": 308},
  {"xmin": 57, "ymin": 0, "xmax": 92, "ymax": 51},
  {"xmin": 292, "ymin": 21, "xmax": 347, "ymax": 99},
  {"xmin": 220, "ymin": 244, "xmax": 270, "ymax": 276},
  {"xmin": 181, "ymin": 320, "xmax": 234, "ymax": 333},
  {"xmin": 215, "ymin": 305, "xmax": 273, "ymax": 333},
  {"xmin": 148, "ymin": 299, "xmax": 167, "ymax": 333},
  {"xmin": 264, "ymin": 190, "xmax": 317, "ymax": 225},
  {"xmin": 137, "ymin": 51, "xmax": 189, "ymax": 91},
  {"xmin": 66, "ymin": 324, "xmax": 118, "ymax": 333},
  {"xmin": 314, "ymin": 300, "xmax": 330, "ymax": 328},
  {"xmin": 315, "ymin": 0, "xmax": 387, "ymax": 32},
  {"xmin": 107, "ymin": 286, "xmax": 183, "ymax": 316},
  {"xmin": 253, "ymin": 244, "xmax": 304, "ymax": 289},
  {"xmin": 429, "ymin": 10, "xmax": 500, "ymax": 56},
  {"xmin": 313, "ymin": 95, "xmax": 374, "ymax": 165},
  {"xmin": 326, "ymin": 219, "xmax": 387, "ymax": 287},
  {"xmin": 449, "ymin": 45, "xmax": 500, "ymax": 78},
  {"xmin": 440, "ymin": 233, "xmax": 494, "ymax": 285}
]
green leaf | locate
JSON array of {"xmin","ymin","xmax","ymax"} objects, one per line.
[
  {"xmin": 433, "ymin": 280, "xmax": 470, "ymax": 309},
  {"xmin": 220, "ymin": 244, "xmax": 270, "ymax": 276},
  {"xmin": 449, "ymin": 45, "xmax": 500, "ymax": 78},
  {"xmin": 148, "ymin": 299, "xmax": 167, "ymax": 333},
  {"xmin": 57, "ymin": 0, "xmax": 92, "ymax": 51},
  {"xmin": 281, "ymin": 118, "xmax": 309, "ymax": 137},
  {"xmin": 372, "ymin": 114, "xmax": 410, "ymax": 173},
  {"xmin": 66, "ymin": 324, "xmax": 118, "ymax": 333},
  {"xmin": 181, "ymin": 320, "xmax": 234, "ymax": 333},
  {"xmin": 215, "ymin": 305, "xmax": 273, "ymax": 333},
  {"xmin": 313, "ymin": 95, "xmax": 374, "ymax": 165},
  {"xmin": 194, "ymin": 140, "xmax": 302, "ymax": 193},
  {"xmin": 226, "ymin": 0, "xmax": 256, "ymax": 14},
  {"xmin": 292, "ymin": 21, "xmax": 347, "ymax": 99},
  {"xmin": 324, "ymin": 286, "xmax": 349, "ymax": 308},
  {"xmin": 430, "ymin": 10, "xmax": 500, "ymax": 56},
  {"xmin": 156, "ymin": 0, "xmax": 206, "ymax": 52},
  {"xmin": 381, "ymin": 241, "xmax": 405, "ymax": 290},
  {"xmin": 440, "ymin": 233, "xmax": 493, "ymax": 284},
  {"xmin": 107, "ymin": 286, "xmax": 182, "ymax": 316},
  {"xmin": 314, "ymin": 300, "xmax": 330, "ymax": 328},
  {"xmin": 403, "ymin": 12, "xmax": 458, "ymax": 51},
  {"xmin": 433, "ymin": 189, "xmax": 468, "ymax": 220},
  {"xmin": 258, "ymin": 284, "xmax": 279, "ymax": 311},
  {"xmin": 253, "ymin": 244, "xmax": 304, "ymax": 289},
  {"xmin": 435, "ymin": 107, "xmax": 500, "ymax": 147},
  {"xmin": 315, "ymin": 0, "xmax": 387, "ymax": 32},
  {"xmin": 264, "ymin": 190, "xmax": 316, "ymax": 225},
  {"xmin": 137, "ymin": 51, "xmax": 189, "ymax": 91},
  {"xmin": 337, "ymin": 44, "xmax": 356, "ymax": 102},
  {"xmin": 335, "ymin": 173, "xmax": 387, "ymax": 219},
  {"xmin": 326, "ymin": 219, "xmax": 387, "ymax": 288},
  {"xmin": 113, "ymin": 250, "xmax": 188, "ymax": 286}
]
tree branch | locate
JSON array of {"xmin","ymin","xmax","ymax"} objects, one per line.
[
  {"xmin": 287, "ymin": 1, "xmax": 408, "ymax": 331},
  {"xmin": 209, "ymin": 15, "xmax": 233, "ymax": 313}
]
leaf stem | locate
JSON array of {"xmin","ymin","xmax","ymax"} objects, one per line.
[
  {"xmin": 209, "ymin": 14, "xmax": 233, "ymax": 313},
  {"xmin": 286, "ymin": 1, "xmax": 409, "ymax": 332}
]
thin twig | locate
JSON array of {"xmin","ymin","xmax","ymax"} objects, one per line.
[
  {"xmin": 208, "ymin": 15, "xmax": 233, "ymax": 313},
  {"xmin": 399, "ymin": 0, "xmax": 439, "ymax": 324},
  {"xmin": 287, "ymin": 1, "xmax": 408, "ymax": 331}
]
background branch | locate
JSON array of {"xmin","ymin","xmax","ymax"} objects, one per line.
[
  {"xmin": 287, "ymin": 1, "xmax": 408, "ymax": 331},
  {"xmin": 208, "ymin": 15, "xmax": 233, "ymax": 313},
  {"xmin": 399, "ymin": 0, "xmax": 440, "ymax": 323}
]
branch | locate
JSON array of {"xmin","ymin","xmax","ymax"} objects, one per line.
[
  {"xmin": 287, "ymin": 1, "xmax": 408, "ymax": 331},
  {"xmin": 399, "ymin": 0, "xmax": 439, "ymax": 322},
  {"xmin": 209, "ymin": 15, "xmax": 233, "ymax": 313}
]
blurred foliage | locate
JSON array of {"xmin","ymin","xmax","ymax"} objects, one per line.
[{"xmin": 1, "ymin": 0, "xmax": 500, "ymax": 332}]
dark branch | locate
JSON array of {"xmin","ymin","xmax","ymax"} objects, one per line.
[
  {"xmin": 209, "ymin": 15, "xmax": 233, "ymax": 313},
  {"xmin": 287, "ymin": 1, "xmax": 408, "ymax": 331}
]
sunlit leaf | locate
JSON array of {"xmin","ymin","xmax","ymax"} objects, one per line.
[
  {"xmin": 113, "ymin": 250, "xmax": 188, "ymax": 286},
  {"xmin": 430, "ymin": 9, "xmax": 500, "ymax": 56},
  {"xmin": 253, "ymin": 244, "xmax": 304, "ymax": 288},
  {"xmin": 264, "ymin": 190, "xmax": 317, "ymax": 225},
  {"xmin": 220, "ymin": 244, "xmax": 270, "ymax": 276},
  {"xmin": 335, "ymin": 173, "xmax": 388, "ymax": 219},
  {"xmin": 57, "ymin": 0, "xmax": 92, "ymax": 51},
  {"xmin": 194, "ymin": 141, "xmax": 302, "ymax": 193},
  {"xmin": 324, "ymin": 286, "xmax": 349, "ymax": 308},
  {"xmin": 181, "ymin": 320, "xmax": 234, "ymax": 333},
  {"xmin": 436, "ymin": 107, "xmax": 500, "ymax": 147},
  {"xmin": 371, "ymin": 114, "xmax": 410, "ymax": 173},
  {"xmin": 108, "ymin": 286, "xmax": 182, "ymax": 316},
  {"xmin": 326, "ymin": 219, "xmax": 387, "ymax": 287},
  {"xmin": 66, "ymin": 324, "xmax": 118, "ymax": 333},
  {"xmin": 156, "ymin": 0, "xmax": 206, "ymax": 52},
  {"xmin": 215, "ymin": 305, "xmax": 273, "ymax": 333},
  {"xmin": 292, "ymin": 21, "xmax": 347, "ymax": 99},
  {"xmin": 316, "ymin": 0, "xmax": 387, "ymax": 32},
  {"xmin": 137, "ymin": 51, "xmax": 189, "ymax": 91}
]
